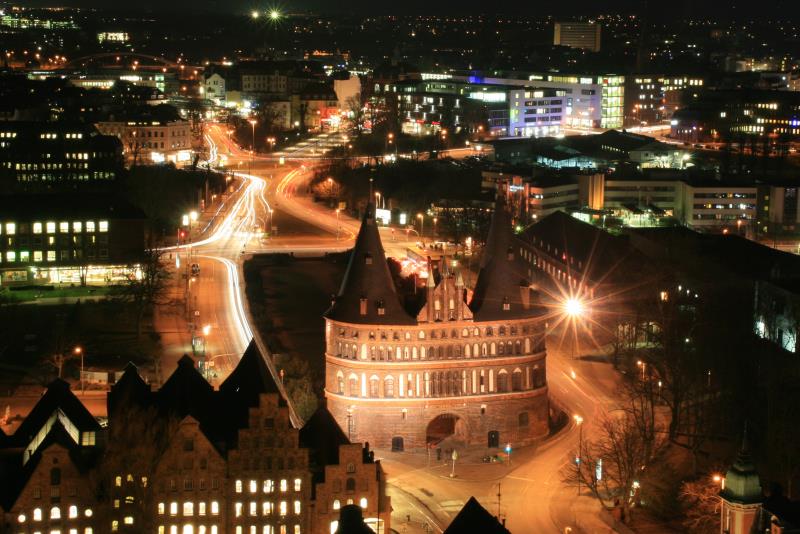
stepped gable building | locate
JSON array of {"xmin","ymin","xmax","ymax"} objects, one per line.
[
  {"xmin": 1, "ymin": 341, "xmax": 389, "ymax": 534},
  {"xmin": 324, "ymin": 201, "xmax": 549, "ymax": 452}
]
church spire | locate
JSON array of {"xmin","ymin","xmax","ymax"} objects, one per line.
[{"xmin": 325, "ymin": 202, "xmax": 414, "ymax": 325}]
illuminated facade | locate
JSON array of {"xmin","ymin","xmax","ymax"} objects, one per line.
[
  {"xmin": 95, "ymin": 105, "xmax": 192, "ymax": 165},
  {"xmin": 508, "ymin": 88, "xmax": 563, "ymax": 138},
  {"xmin": 0, "ymin": 122, "xmax": 122, "ymax": 189},
  {"xmin": 324, "ymin": 202, "xmax": 549, "ymax": 451},
  {"xmin": 553, "ymin": 22, "xmax": 602, "ymax": 52},
  {"xmin": 0, "ymin": 195, "xmax": 145, "ymax": 286},
  {"xmin": 0, "ymin": 342, "xmax": 388, "ymax": 534}
]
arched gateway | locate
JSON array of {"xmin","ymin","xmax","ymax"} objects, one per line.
[{"xmin": 426, "ymin": 414, "xmax": 467, "ymax": 446}]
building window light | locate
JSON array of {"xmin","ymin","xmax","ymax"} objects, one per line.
[
  {"xmin": 359, "ymin": 498, "xmax": 367, "ymax": 509},
  {"xmin": 235, "ymin": 480, "xmax": 243, "ymax": 493},
  {"xmin": 86, "ymin": 221, "xmax": 95, "ymax": 232},
  {"xmin": 249, "ymin": 480, "xmax": 257, "ymax": 493},
  {"xmin": 280, "ymin": 479, "xmax": 287, "ymax": 492},
  {"xmin": 73, "ymin": 221, "xmax": 82, "ymax": 233},
  {"xmin": 51, "ymin": 507, "xmax": 61, "ymax": 520},
  {"xmin": 158, "ymin": 503, "xmax": 165, "ymax": 515},
  {"xmin": 99, "ymin": 220, "xmax": 109, "ymax": 232},
  {"xmin": 33, "ymin": 222, "xmax": 43, "ymax": 234},
  {"xmin": 124, "ymin": 516, "xmax": 133, "ymax": 525},
  {"xmin": 198, "ymin": 502, "xmax": 206, "ymax": 516},
  {"xmin": 294, "ymin": 500, "xmax": 301, "ymax": 514},
  {"xmin": 170, "ymin": 502, "xmax": 178, "ymax": 516},
  {"xmin": 69, "ymin": 505, "xmax": 78, "ymax": 518},
  {"xmin": 6, "ymin": 251, "xmax": 16, "ymax": 263},
  {"xmin": 210, "ymin": 501, "xmax": 219, "ymax": 515},
  {"xmin": 60, "ymin": 222, "xmax": 69, "ymax": 233},
  {"xmin": 5, "ymin": 223, "xmax": 15, "ymax": 235},
  {"xmin": 280, "ymin": 501, "xmax": 287, "ymax": 516},
  {"xmin": 46, "ymin": 222, "xmax": 56, "ymax": 234},
  {"xmin": 294, "ymin": 479, "xmax": 301, "ymax": 492}
]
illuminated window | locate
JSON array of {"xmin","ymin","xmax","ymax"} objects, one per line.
[
  {"xmin": 5, "ymin": 223, "xmax": 15, "ymax": 235},
  {"xmin": 47, "ymin": 251, "xmax": 55, "ymax": 262},
  {"xmin": 250, "ymin": 480, "xmax": 257, "ymax": 493},
  {"xmin": 33, "ymin": 508, "xmax": 42, "ymax": 521},
  {"xmin": 60, "ymin": 222, "xmax": 69, "ymax": 233},
  {"xmin": 170, "ymin": 502, "xmax": 178, "ymax": 515},
  {"xmin": 210, "ymin": 501, "xmax": 219, "ymax": 515},
  {"xmin": 332, "ymin": 500, "xmax": 340, "ymax": 510},
  {"xmin": 20, "ymin": 251, "xmax": 29, "ymax": 262},
  {"xmin": 46, "ymin": 222, "xmax": 56, "ymax": 233},
  {"xmin": 112, "ymin": 520, "xmax": 119, "ymax": 531},
  {"xmin": 33, "ymin": 222, "xmax": 43, "ymax": 234},
  {"xmin": 85, "ymin": 529, "xmax": 93, "ymax": 534},
  {"xmin": 69, "ymin": 505, "xmax": 78, "ymax": 518},
  {"xmin": 73, "ymin": 221, "xmax": 82, "ymax": 233},
  {"xmin": 294, "ymin": 500, "xmax": 301, "ymax": 514},
  {"xmin": 99, "ymin": 220, "xmax": 109, "ymax": 232},
  {"xmin": 17, "ymin": 514, "xmax": 25, "ymax": 523},
  {"xmin": 198, "ymin": 502, "xmax": 206, "ymax": 516},
  {"xmin": 263, "ymin": 480, "xmax": 274, "ymax": 493},
  {"xmin": 294, "ymin": 478, "xmax": 301, "ymax": 492},
  {"xmin": 359, "ymin": 498, "xmax": 367, "ymax": 509},
  {"xmin": 262, "ymin": 501, "xmax": 272, "ymax": 515},
  {"xmin": 235, "ymin": 502, "xmax": 242, "ymax": 517},
  {"xmin": 85, "ymin": 509, "xmax": 93, "ymax": 518},
  {"xmin": 158, "ymin": 502, "xmax": 165, "ymax": 515},
  {"xmin": 5, "ymin": 251, "xmax": 15, "ymax": 263},
  {"xmin": 34, "ymin": 251, "xmax": 43, "ymax": 262},
  {"xmin": 280, "ymin": 501, "xmax": 287, "ymax": 516},
  {"xmin": 86, "ymin": 221, "xmax": 96, "ymax": 232},
  {"xmin": 250, "ymin": 501, "xmax": 257, "ymax": 516},
  {"xmin": 294, "ymin": 526, "xmax": 300, "ymax": 534},
  {"xmin": 183, "ymin": 502, "xmax": 193, "ymax": 516},
  {"xmin": 280, "ymin": 479, "xmax": 287, "ymax": 492},
  {"xmin": 124, "ymin": 516, "xmax": 134, "ymax": 525},
  {"xmin": 235, "ymin": 480, "xmax": 243, "ymax": 493}
]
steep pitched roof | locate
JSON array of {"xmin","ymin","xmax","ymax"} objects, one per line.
[
  {"xmin": 443, "ymin": 497, "xmax": 511, "ymax": 534},
  {"xmin": 13, "ymin": 379, "xmax": 99, "ymax": 446},
  {"xmin": 157, "ymin": 355, "xmax": 214, "ymax": 417},
  {"xmin": 470, "ymin": 199, "xmax": 541, "ymax": 321},
  {"xmin": 326, "ymin": 203, "xmax": 415, "ymax": 325},
  {"xmin": 220, "ymin": 340, "xmax": 285, "ymax": 408},
  {"xmin": 720, "ymin": 430, "xmax": 762, "ymax": 505},
  {"xmin": 299, "ymin": 406, "xmax": 350, "ymax": 472},
  {"xmin": 108, "ymin": 362, "xmax": 151, "ymax": 416}
]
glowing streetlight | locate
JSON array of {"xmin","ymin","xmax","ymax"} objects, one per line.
[
  {"xmin": 202, "ymin": 324, "xmax": 211, "ymax": 337},
  {"xmin": 565, "ymin": 298, "xmax": 584, "ymax": 317},
  {"xmin": 251, "ymin": 10, "xmax": 260, "ymax": 19},
  {"xmin": 269, "ymin": 9, "xmax": 281, "ymax": 20},
  {"xmin": 190, "ymin": 211, "xmax": 198, "ymax": 222},
  {"xmin": 417, "ymin": 213, "xmax": 424, "ymax": 238}
]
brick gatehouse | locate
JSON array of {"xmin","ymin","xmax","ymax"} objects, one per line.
[{"xmin": 324, "ymin": 199, "xmax": 549, "ymax": 451}]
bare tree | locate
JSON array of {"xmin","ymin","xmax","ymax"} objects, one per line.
[
  {"xmin": 679, "ymin": 475, "xmax": 722, "ymax": 533},
  {"xmin": 116, "ymin": 248, "xmax": 171, "ymax": 339},
  {"xmin": 562, "ymin": 411, "xmax": 652, "ymax": 522},
  {"xmin": 345, "ymin": 93, "xmax": 368, "ymax": 138}
]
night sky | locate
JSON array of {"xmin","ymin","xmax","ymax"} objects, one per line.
[{"xmin": 21, "ymin": 0, "xmax": 800, "ymax": 17}]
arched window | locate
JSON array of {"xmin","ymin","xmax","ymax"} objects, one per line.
[
  {"xmin": 499, "ymin": 326, "xmax": 506, "ymax": 336},
  {"xmin": 497, "ymin": 370, "xmax": 509, "ymax": 393},
  {"xmin": 473, "ymin": 344, "xmax": 479, "ymax": 357},
  {"xmin": 348, "ymin": 375, "xmax": 359, "ymax": 397},
  {"xmin": 498, "ymin": 342, "xmax": 505, "ymax": 355},
  {"xmin": 486, "ymin": 326, "xmax": 493, "ymax": 336},
  {"xmin": 419, "ymin": 331, "xmax": 425, "ymax": 339},
  {"xmin": 420, "ymin": 346, "xmax": 426, "ymax": 359},
  {"xmin": 533, "ymin": 365, "xmax": 545, "ymax": 388},
  {"xmin": 33, "ymin": 508, "xmax": 42, "ymax": 521},
  {"xmin": 50, "ymin": 507, "xmax": 61, "ymax": 520},
  {"xmin": 333, "ymin": 500, "xmax": 341, "ymax": 510},
  {"xmin": 345, "ymin": 478, "xmax": 356, "ymax": 492},
  {"xmin": 512, "ymin": 369, "xmax": 523, "ymax": 391},
  {"xmin": 465, "ymin": 344, "xmax": 471, "ymax": 357},
  {"xmin": 515, "ymin": 341, "xmax": 521, "ymax": 354},
  {"xmin": 506, "ymin": 342, "xmax": 513, "ymax": 355},
  {"xmin": 525, "ymin": 338, "xmax": 531, "ymax": 353},
  {"xmin": 369, "ymin": 376, "xmax": 379, "ymax": 397},
  {"xmin": 384, "ymin": 376, "xmax": 395, "ymax": 398},
  {"xmin": 336, "ymin": 372, "xmax": 344, "ymax": 394},
  {"xmin": 454, "ymin": 345, "xmax": 461, "ymax": 358},
  {"xmin": 481, "ymin": 343, "xmax": 488, "ymax": 356},
  {"xmin": 490, "ymin": 342, "xmax": 496, "ymax": 355},
  {"xmin": 462, "ymin": 328, "xmax": 469, "ymax": 337}
]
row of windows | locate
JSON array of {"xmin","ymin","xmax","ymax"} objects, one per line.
[
  {"xmin": 336, "ymin": 323, "xmax": 532, "ymax": 341},
  {"xmin": 1, "ymin": 221, "xmax": 108, "ymax": 235},
  {"xmin": 157, "ymin": 501, "xmax": 220, "ymax": 516},
  {"xmin": 335, "ymin": 338, "xmax": 540, "ymax": 361},
  {"xmin": 16, "ymin": 172, "xmax": 116, "ymax": 182},
  {"xmin": 334, "ymin": 365, "xmax": 545, "ymax": 399},
  {"xmin": 0, "ymin": 249, "xmax": 109, "ymax": 263},
  {"xmin": 235, "ymin": 479, "xmax": 301, "ymax": 494},
  {"xmin": 233, "ymin": 500, "xmax": 300, "ymax": 517},
  {"xmin": 18, "ymin": 505, "xmax": 93, "ymax": 522}
]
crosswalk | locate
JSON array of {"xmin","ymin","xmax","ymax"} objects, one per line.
[{"xmin": 273, "ymin": 131, "xmax": 348, "ymax": 159}]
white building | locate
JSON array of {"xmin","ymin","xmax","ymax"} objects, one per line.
[
  {"xmin": 96, "ymin": 107, "xmax": 192, "ymax": 165},
  {"xmin": 508, "ymin": 88, "xmax": 563, "ymax": 138}
]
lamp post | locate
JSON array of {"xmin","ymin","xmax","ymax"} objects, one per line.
[
  {"xmin": 505, "ymin": 443, "xmax": 512, "ymax": 466},
  {"xmin": 335, "ymin": 208, "xmax": 340, "ymax": 240},
  {"xmin": 433, "ymin": 217, "xmax": 438, "ymax": 238},
  {"xmin": 450, "ymin": 449, "xmax": 458, "ymax": 478},
  {"xmin": 574, "ymin": 414, "xmax": 584, "ymax": 495},
  {"xmin": 201, "ymin": 324, "xmax": 211, "ymax": 379},
  {"xmin": 417, "ymin": 213, "xmax": 424, "ymax": 240},
  {"xmin": 74, "ymin": 346, "xmax": 84, "ymax": 394}
]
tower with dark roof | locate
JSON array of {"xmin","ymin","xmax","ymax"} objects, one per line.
[
  {"xmin": 324, "ymin": 199, "xmax": 549, "ymax": 450},
  {"xmin": 719, "ymin": 429, "xmax": 763, "ymax": 534}
]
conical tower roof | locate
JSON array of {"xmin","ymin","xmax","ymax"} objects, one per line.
[
  {"xmin": 326, "ymin": 202, "xmax": 414, "ymax": 325},
  {"xmin": 720, "ymin": 427, "xmax": 762, "ymax": 505},
  {"xmin": 470, "ymin": 198, "xmax": 541, "ymax": 321}
]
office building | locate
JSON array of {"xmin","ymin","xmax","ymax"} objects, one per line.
[
  {"xmin": 553, "ymin": 22, "xmax": 602, "ymax": 52},
  {"xmin": 508, "ymin": 88, "xmax": 563, "ymax": 138}
]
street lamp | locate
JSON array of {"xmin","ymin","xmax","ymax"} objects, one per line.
[
  {"xmin": 417, "ymin": 213, "xmax": 424, "ymax": 239},
  {"xmin": 637, "ymin": 360, "xmax": 646, "ymax": 380},
  {"xmin": 269, "ymin": 8, "xmax": 281, "ymax": 20},
  {"xmin": 201, "ymin": 324, "xmax": 211, "ymax": 378},
  {"xmin": 74, "ymin": 346, "xmax": 84, "ymax": 395},
  {"xmin": 574, "ymin": 414, "xmax": 584, "ymax": 496},
  {"xmin": 505, "ymin": 443, "xmax": 512, "ymax": 466},
  {"xmin": 251, "ymin": 10, "xmax": 260, "ymax": 19},
  {"xmin": 335, "ymin": 208, "xmax": 340, "ymax": 240},
  {"xmin": 433, "ymin": 217, "xmax": 438, "ymax": 238},
  {"xmin": 450, "ymin": 449, "xmax": 458, "ymax": 478}
]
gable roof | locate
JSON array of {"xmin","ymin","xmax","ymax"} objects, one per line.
[
  {"xmin": 326, "ymin": 203, "xmax": 415, "ymax": 325},
  {"xmin": 157, "ymin": 355, "xmax": 215, "ymax": 419},
  {"xmin": 220, "ymin": 340, "xmax": 284, "ymax": 407},
  {"xmin": 12, "ymin": 379, "xmax": 99, "ymax": 446},
  {"xmin": 299, "ymin": 406, "xmax": 350, "ymax": 473},
  {"xmin": 443, "ymin": 497, "xmax": 511, "ymax": 534}
]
